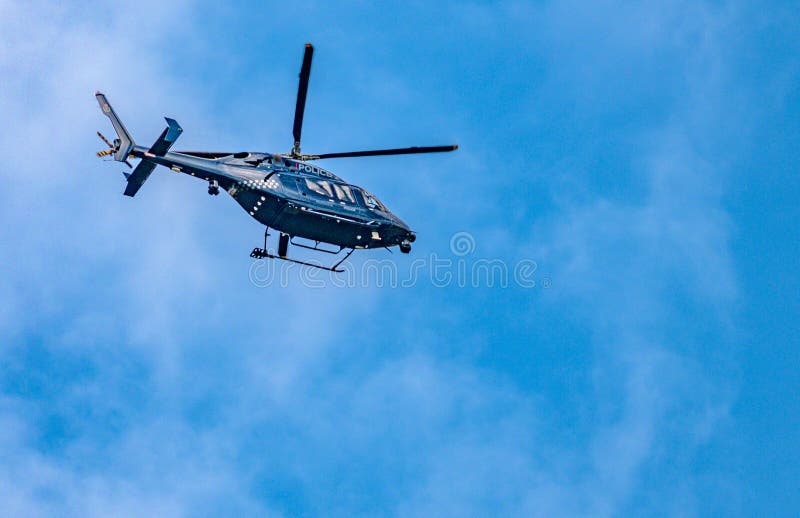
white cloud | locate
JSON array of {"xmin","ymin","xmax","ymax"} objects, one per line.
[{"xmin": 0, "ymin": 0, "xmax": 746, "ymax": 516}]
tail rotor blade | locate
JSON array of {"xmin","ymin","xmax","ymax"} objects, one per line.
[
  {"xmin": 97, "ymin": 131, "xmax": 131, "ymax": 167},
  {"xmin": 97, "ymin": 131, "xmax": 113, "ymax": 148},
  {"xmin": 292, "ymin": 43, "xmax": 314, "ymax": 156}
]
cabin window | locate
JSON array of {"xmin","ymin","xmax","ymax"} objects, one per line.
[
  {"xmin": 304, "ymin": 178, "xmax": 334, "ymax": 198},
  {"xmin": 333, "ymin": 183, "xmax": 356, "ymax": 203}
]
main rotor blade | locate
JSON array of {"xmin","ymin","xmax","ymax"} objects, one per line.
[
  {"xmin": 174, "ymin": 151, "xmax": 237, "ymax": 159},
  {"xmin": 292, "ymin": 43, "xmax": 314, "ymax": 155},
  {"xmin": 310, "ymin": 145, "xmax": 458, "ymax": 160}
]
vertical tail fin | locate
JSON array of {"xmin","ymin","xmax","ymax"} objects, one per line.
[{"xmin": 95, "ymin": 92, "xmax": 134, "ymax": 162}]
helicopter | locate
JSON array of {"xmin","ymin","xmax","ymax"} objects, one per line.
[{"xmin": 95, "ymin": 43, "xmax": 457, "ymax": 272}]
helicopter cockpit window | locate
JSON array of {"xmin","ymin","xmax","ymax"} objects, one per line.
[
  {"xmin": 361, "ymin": 191, "xmax": 385, "ymax": 211},
  {"xmin": 304, "ymin": 178, "xmax": 334, "ymax": 198}
]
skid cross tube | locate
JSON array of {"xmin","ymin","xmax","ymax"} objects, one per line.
[{"xmin": 290, "ymin": 237, "xmax": 342, "ymax": 255}]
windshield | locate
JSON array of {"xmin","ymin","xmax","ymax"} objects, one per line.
[{"xmin": 360, "ymin": 190, "xmax": 386, "ymax": 211}]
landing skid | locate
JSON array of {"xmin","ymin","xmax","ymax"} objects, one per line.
[{"xmin": 250, "ymin": 227, "xmax": 354, "ymax": 273}]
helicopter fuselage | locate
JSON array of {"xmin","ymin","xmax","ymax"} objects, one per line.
[
  {"xmin": 129, "ymin": 146, "xmax": 415, "ymax": 250},
  {"xmin": 95, "ymin": 43, "xmax": 454, "ymax": 269}
]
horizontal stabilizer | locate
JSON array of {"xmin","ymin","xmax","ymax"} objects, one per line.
[
  {"xmin": 149, "ymin": 118, "xmax": 183, "ymax": 156},
  {"xmin": 123, "ymin": 161, "xmax": 156, "ymax": 197},
  {"xmin": 123, "ymin": 117, "xmax": 182, "ymax": 197}
]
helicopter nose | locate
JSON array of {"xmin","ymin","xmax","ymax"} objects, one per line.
[
  {"xmin": 396, "ymin": 224, "xmax": 416, "ymax": 244},
  {"xmin": 395, "ymin": 220, "xmax": 415, "ymax": 243}
]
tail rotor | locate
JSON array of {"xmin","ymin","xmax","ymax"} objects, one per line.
[{"xmin": 96, "ymin": 130, "xmax": 131, "ymax": 167}]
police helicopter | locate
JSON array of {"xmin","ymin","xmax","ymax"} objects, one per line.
[{"xmin": 95, "ymin": 43, "xmax": 457, "ymax": 272}]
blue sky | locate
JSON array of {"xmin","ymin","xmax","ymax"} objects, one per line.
[{"xmin": 0, "ymin": 0, "xmax": 798, "ymax": 515}]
